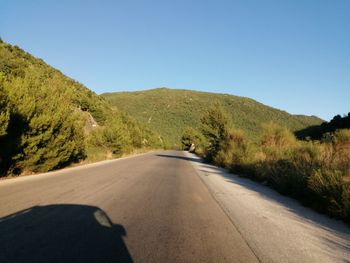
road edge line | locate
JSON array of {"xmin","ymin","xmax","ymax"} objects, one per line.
[
  {"xmin": 183, "ymin": 151, "xmax": 262, "ymax": 263},
  {"xmin": 0, "ymin": 150, "xmax": 158, "ymax": 185}
]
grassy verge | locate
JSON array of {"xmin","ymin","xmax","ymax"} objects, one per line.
[
  {"xmin": 186, "ymin": 104, "xmax": 350, "ymax": 223},
  {"xmin": 196, "ymin": 126, "xmax": 350, "ymax": 222}
]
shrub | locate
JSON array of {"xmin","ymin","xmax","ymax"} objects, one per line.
[
  {"xmin": 181, "ymin": 127, "xmax": 205, "ymax": 151},
  {"xmin": 261, "ymin": 122, "xmax": 297, "ymax": 160},
  {"xmin": 308, "ymin": 169, "xmax": 350, "ymax": 219},
  {"xmin": 0, "ymin": 83, "xmax": 13, "ymax": 175},
  {"xmin": 331, "ymin": 129, "xmax": 350, "ymax": 175},
  {"xmin": 200, "ymin": 102, "xmax": 231, "ymax": 161},
  {"xmin": 4, "ymin": 73, "xmax": 86, "ymax": 173},
  {"xmin": 213, "ymin": 129, "xmax": 254, "ymax": 172},
  {"xmin": 199, "ymin": 121, "xmax": 350, "ymax": 221},
  {"xmin": 0, "ymin": 81, "xmax": 11, "ymax": 137}
]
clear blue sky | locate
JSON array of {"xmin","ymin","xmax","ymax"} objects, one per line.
[{"xmin": 1, "ymin": 0, "xmax": 349, "ymax": 120}]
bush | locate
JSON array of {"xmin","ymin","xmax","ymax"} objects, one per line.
[
  {"xmin": 308, "ymin": 169, "xmax": 349, "ymax": 219},
  {"xmin": 200, "ymin": 102, "xmax": 231, "ymax": 161},
  {"xmin": 213, "ymin": 129, "xmax": 254, "ymax": 172},
  {"xmin": 88, "ymin": 120, "xmax": 132, "ymax": 157},
  {"xmin": 3, "ymin": 71, "xmax": 86, "ymax": 173},
  {"xmin": 181, "ymin": 127, "xmax": 205, "ymax": 151},
  {"xmin": 199, "ymin": 119, "xmax": 350, "ymax": 222},
  {"xmin": 0, "ymin": 81, "xmax": 11, "ymax": 137},
  {"xmin": 261, "ymin": 122, "xmax": 297, "ymax": 159},
  {"xmin": 331, "ymin": 129, "xmax": 350, "ymax": 175},
  {"xmin": 0, "ymin": 83, "xmax": 13, "ymax": 175}
]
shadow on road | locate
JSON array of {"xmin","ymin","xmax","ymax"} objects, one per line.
[
  {"xmin": 0, "ymin": 204, "xmax": 133, "ymax": 263},
  {"xmin": 169, "ymin": 151, "xmax": 350, "ymax": 255},
  {"xmin": 156, "ymin": 154, "xmax": 203, "ymax": 164}
]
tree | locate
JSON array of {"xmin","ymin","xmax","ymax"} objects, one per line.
[
  {"xmin": 0, "ymin": 81, "xmax": 10, "ymax": 137},
  {"xmin": 200, "ymin": 102, "xmax": 231, "ymax": 160},
  {"xmin": 3, "ymin": 68, "xmax": 86, "ymax": 173},
  {"xmin": 181, "ymin": 127, "xmax": 203, "ymax": 151},
  {"xmin": 102, "ymin": 119, "xmax": 131, "ymax": 155}
]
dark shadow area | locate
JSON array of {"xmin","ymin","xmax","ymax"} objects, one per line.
[
  {"xmin": 0, "ymin": 112, "xmax": 26, "ymax": 176},
  {"xmin": 295, "ymin": 113, "xmax": 350, "ymax": 140},
  {"xmin": 0, "ymin": 204, "xmax": 133, "ymax": 263},
  {"xmin": 156, "ymin": 153, "xmax": 204, "ymax": 164},
  {"xmin": 0, "ymin": 108, "xmax": 86, "ymax": 177}
]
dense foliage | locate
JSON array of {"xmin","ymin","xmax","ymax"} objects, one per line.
[
  {"xmin": 102, "ymin": 88, "xmax": 323, "ymax": 147},
  {"xmin": 181, "ymin": 127, "xmax": 204, "ymax": 152},
  {"xmin": 296, "ymin": 113, "xmax": 350, "ymax": 140},
  {"xmin": 200, "ymin": 103, "xmax": 231, "ymax": 161},
  {"xmin": 0, "ymin": 39, "xmax": 162, "ymax": 176},
  {"xmin": 185, "ymin": 105, "xmax": 350, "ymax": 222}
]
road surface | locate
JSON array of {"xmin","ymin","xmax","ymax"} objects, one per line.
[
  {"xmin": 0, "ymin": 151, "xmax": 349, "ymax": 262},
  {"xmin": 0, "ymin": 151, "xmax": 258, "ymax": 263}
]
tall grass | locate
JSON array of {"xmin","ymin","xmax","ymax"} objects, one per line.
[{"xmin": 196, "ymin": 122, "xmax": 350, "ymax": 222}]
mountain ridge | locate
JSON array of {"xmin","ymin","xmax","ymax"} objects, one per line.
[
  {"xmin": 103, "ymin": 87, "xmax": 321, "ymax": 119},
  {"xmin": 101, "ymin": 88, "xmax": 323, "ymax": 146}
]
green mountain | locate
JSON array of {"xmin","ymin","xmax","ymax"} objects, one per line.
[
  {"xmin": 102, "ymin": 88, "xmax": 323, "ymax": 146},
  {"xmin": 0, "ymin": 39, "xmax": 161, "ymax": 176}
]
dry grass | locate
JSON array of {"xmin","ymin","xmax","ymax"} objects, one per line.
[{"xmin": 198, "ymin": 125, "xmax": 350, "ymax": 222}]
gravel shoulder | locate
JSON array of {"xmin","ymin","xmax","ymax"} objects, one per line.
[{"xmin": 185, "ymin": 151, "xmax": 350, "ymax": 263}]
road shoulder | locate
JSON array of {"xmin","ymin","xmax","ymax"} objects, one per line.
[
  {"xmin": 184, "ymin": 151, "xmax": 350, "ymax": 263},
  {"xmin": 0, "ymin": 150, "xmax": 157, "ymax": 186}
]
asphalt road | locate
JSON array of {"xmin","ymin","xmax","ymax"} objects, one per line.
[{"xmin": 0, "ymin": 151, "xmax": 258, "ymax": 263}]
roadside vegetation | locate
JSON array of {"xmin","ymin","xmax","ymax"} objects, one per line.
[
  {"xmin": 0, "ymin": 39, "xmax": 163, "ymax": 177},
  {"xmin": 182, "ymin": 104, "xmax": 350, "ymax": 222}
]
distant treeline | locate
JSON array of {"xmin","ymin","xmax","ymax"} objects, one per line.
[
  {"xmin": 182, "ymin": 104, "xmax": 350, "ymax": 222},
  {"xmin": 296, "ymin": 113, "xmax": 350, "ymax": 140}
]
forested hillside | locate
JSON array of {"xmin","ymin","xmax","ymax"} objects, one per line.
[
  {"xmin": 102, "ymin": 88, "xmax": 323, "ymax": 147},
  {"xmin": 0, "ymin": 39, "xmax": 162, "ymax": 176}
]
